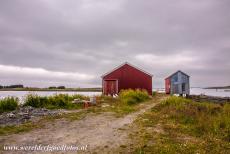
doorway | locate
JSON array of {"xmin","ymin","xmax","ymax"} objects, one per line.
[{"xmin": 103, "ymin": 80, "xmax": 118, "ymax": 95}]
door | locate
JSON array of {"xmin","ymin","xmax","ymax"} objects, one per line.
[
  {"xmin": 182, "ymin": 83, "xmax": 186, "ymax": 94},
  {"xmin": 104, "ymin": 80, "xmax": 118, "ymax": 95},
  {"xmin": 182, "ymin": 83, "xmax": 185, "ymax": 92},
  {"xmin": 165, "ymin": 78, "xmax": 171, "ymax": 94}
]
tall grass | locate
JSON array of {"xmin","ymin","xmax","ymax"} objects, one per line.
[
  {"xmin": 0, "ymin": 97, "xmax": 19, "ymax": 113},
  {"xmin": 24, "ymin": 94, "xmax": 89, "ymax": 109},
  {"xmin": 131, "ymin": 96, "xmax": 230, "ymax": 153},
  {"xmin": 159, "ymin": 96, "xmax": 230, "ymax": 141},
  {"xmin": 119, "ymin": 89, "xmax": 150, "ymax": 105}
]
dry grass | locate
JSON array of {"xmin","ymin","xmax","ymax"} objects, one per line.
[{"xmin": 124, "ymin": 96, "xmax": 230, "ymax": 154}]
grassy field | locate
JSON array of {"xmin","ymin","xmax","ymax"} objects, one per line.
[{"xmin": 128, "ymin": 96, "xmax": 230, "ymax": 153}]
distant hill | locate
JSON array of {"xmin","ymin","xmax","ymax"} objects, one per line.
[
  {"xmin": 204, "ymin": 85, "xmax": 230, "ymax": 89},
  {"xmin": 0, "ymin": 87, "xmax": 102, "ymax": 92}
]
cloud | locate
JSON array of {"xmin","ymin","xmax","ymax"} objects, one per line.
[
  {"xmin": 0, "ymin": 0, "xmax": 229, "ymax": 88},
  {"xmin": 135, "ymin": 52, "xmax": 198, "ymax": 68},
  {"xmin": 0, "ymin": 65, "xmax": 94, "ymax": 80},
  {"xmin": 0, "ymin": 65, "xmax": 95, "ymax": 87}
]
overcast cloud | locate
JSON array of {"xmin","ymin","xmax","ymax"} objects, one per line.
[{"xmin": 0, "ymin": 0, "xmax": 230, "ymax": 88}]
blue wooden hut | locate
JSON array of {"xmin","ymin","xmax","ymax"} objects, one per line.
[{"xmin": 165, "ymin": 70, "xmax": 190, "ymax": 96}]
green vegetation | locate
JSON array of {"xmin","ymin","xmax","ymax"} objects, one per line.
[
  {"xmin": 119, "ymin": 89, "xmax": 150, "ymax": 105},
  {"xmin": 156, "ymin": 97, "xmax": 230, "ymax": 140},
  {"xmin": 0, "ymin": 90, "xmax": 152, "ymax": 135},
  {"xmin": 1, "ymin": 84, "xmax": 24, "ymax": 89},
  {"xmin": 83, "ymin": 89, "xmax": 152, "ymax": 117},
  {"xmin": 0, "ymin": 97, "xmax": 18, "ymax": 113},
  {"xmin": 129, "ymin": 96, "xmax": 230, "ymax": 153},
  {"xmin": 23, "ymin": 94, "xmax": 88, "ymax": 109},
  {"xmin": 152, "ymin": 91, "xmax": 157, "ymax": 96},
  {"xmin": 0, "ymin": 89, "xmax": 150, "ymax": 112},
  {"xmin": 87, "ymin": 95, "xmax": 139, "ymax": 117}
]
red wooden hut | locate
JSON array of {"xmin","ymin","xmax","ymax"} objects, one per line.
[{"xmin": 101, "ymin": 62, "xmax": 153, "ymax": 95}]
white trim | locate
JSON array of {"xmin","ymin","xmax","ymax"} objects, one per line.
[{"xmin": 101, "ymin": 62, "xmax": 153, "ymax": 78}]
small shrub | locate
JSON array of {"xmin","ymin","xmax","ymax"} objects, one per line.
[
  {"xmin": 119, "ymin": 89, "xmax": 150, "ymax": 105},
  {"xmin": 0, "ymin": 97, "xmax": 19, "ymax": 113},
  {"xmin": 51, "ymin": 94, "xmax": 69, "ymax": 108},
  {"xmin": 24, "ymin": 94, "xmax": 43, "ymax": 108},
  {"xmin": 152, "ymin": 91, "xmax": 157, "ymax": 96},
  {"xmin": 24, "ymin": 94, "xmax": 87, "ymax": 109}
]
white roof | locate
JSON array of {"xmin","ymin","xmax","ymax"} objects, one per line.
[{"xmin": 101, "ymin": 62, "xmax": 153, "ymax": 78}]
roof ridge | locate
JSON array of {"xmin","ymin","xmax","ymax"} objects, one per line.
[
  {"xmin": 101, "ymin": 62, "xmax": 153, "ymax": 77},
  {"xmin": 165, "ymin": 70, "xmax": 190, "ymax": 79}
]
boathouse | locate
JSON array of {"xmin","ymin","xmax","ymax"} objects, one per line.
[
  {"xmin": 165, "ymin": 70, "xmax": 190, "ymax": 96},
  {"xmin": 101, "ymin": 62, "xmax": 153, "ymax": 95}
]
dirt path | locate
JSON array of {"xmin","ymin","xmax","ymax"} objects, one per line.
[{"xmin": 0, "ymin": 96, "xmax": 167, "ymax": 154}]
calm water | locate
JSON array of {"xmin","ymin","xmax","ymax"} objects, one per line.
[
  {"xmin": 0, "ymin": 91, "xmax": 102, "ymax": 103},
  {"xmin": 153, "ymin": 88, "xmax": 230, "ymax": 97},
  {"xmin": 0, "ymin": 88, "xmax": 229, "ymax": 103},
  {"xmin": 190, "ymin": 88, "xmax": 230, "ymax": 97}
]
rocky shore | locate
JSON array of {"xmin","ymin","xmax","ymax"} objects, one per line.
[
  {"xmin": 0, "ymin": 106, "xmax": 62, "ymax": 126},
  {"xmin": 188, "ymin": 95, "xmax": 230, "ymax": 104}
]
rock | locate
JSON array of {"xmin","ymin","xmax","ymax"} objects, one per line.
[
  {"xmin": 72, "ymin": 98, "xmax": 84, "ymax": 104},
  {"xmin": 0, "ymin": 106, "xmax": 62, "ymax": 126},
  {"xmin": 22, "ymin": 115, "xmax": 31, "ymax": 120},
  {"xmin": 57, "ymin": 112, "xmax": 63, "ymax": 116},
  {"xmin": 42, "ymin": 108, "xmax": 48, "ymax": 112},
  {"xmin": 189, "ymin": 95, "xmax": 230, "ymax": 104},
  {"xmin": 33, "ymin": 113, "xmax": 46, "ymax": 116},
  {"xmin": 18, "ymin": 112, "xmax": 29, "ymax": 116},
  {"xmin": 6, "ymin": 113, "xmax": 16, "ymax": 118},
  {"xmin": 101, "ymin": 103, "xmax": 110, "ymax": 108}
]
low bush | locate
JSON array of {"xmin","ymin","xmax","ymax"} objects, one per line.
[
  {"xmin": 24, "ymin": 94, "xmax": 89, "ymax": 109},
  {"xmin": 152, "ymin": 91, "xmax": 157, "ymax": 96},
  {"xmin": 0, "ymin": 97, "xmax": 19, "ymax": 113},
  {"xmin": 119, "ymin": 89, "xmax": 150, "ymax": 105},
  {"xmin": 24, "ymin": 94, "xmax": 43, "ymax": 108}
]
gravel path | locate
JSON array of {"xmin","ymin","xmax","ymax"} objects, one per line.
[{"xmin": 0, "ymin": 97, "xmax": 167, "ymax": 154}]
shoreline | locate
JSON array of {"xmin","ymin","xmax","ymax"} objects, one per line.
[
  {"xmin": 188, "ymin": 94, "xmax": 230, "ymax": 103},
  {"xmin": 0, "ymin": 88, "xmax": 102, "ymax": 92}
]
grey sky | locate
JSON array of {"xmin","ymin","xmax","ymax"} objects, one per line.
[{"xmin": 0, "ymin": 0, "xmax": 229, "ymax": 88}]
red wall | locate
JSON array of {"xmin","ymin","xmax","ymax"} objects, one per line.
[
  {"xmin": 165, "ymin": 78, "xmax": 170, "ymax": 94},
  {"xmin": 103, "ymin": 64, "xmax": 152, "ymax": 95}
]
